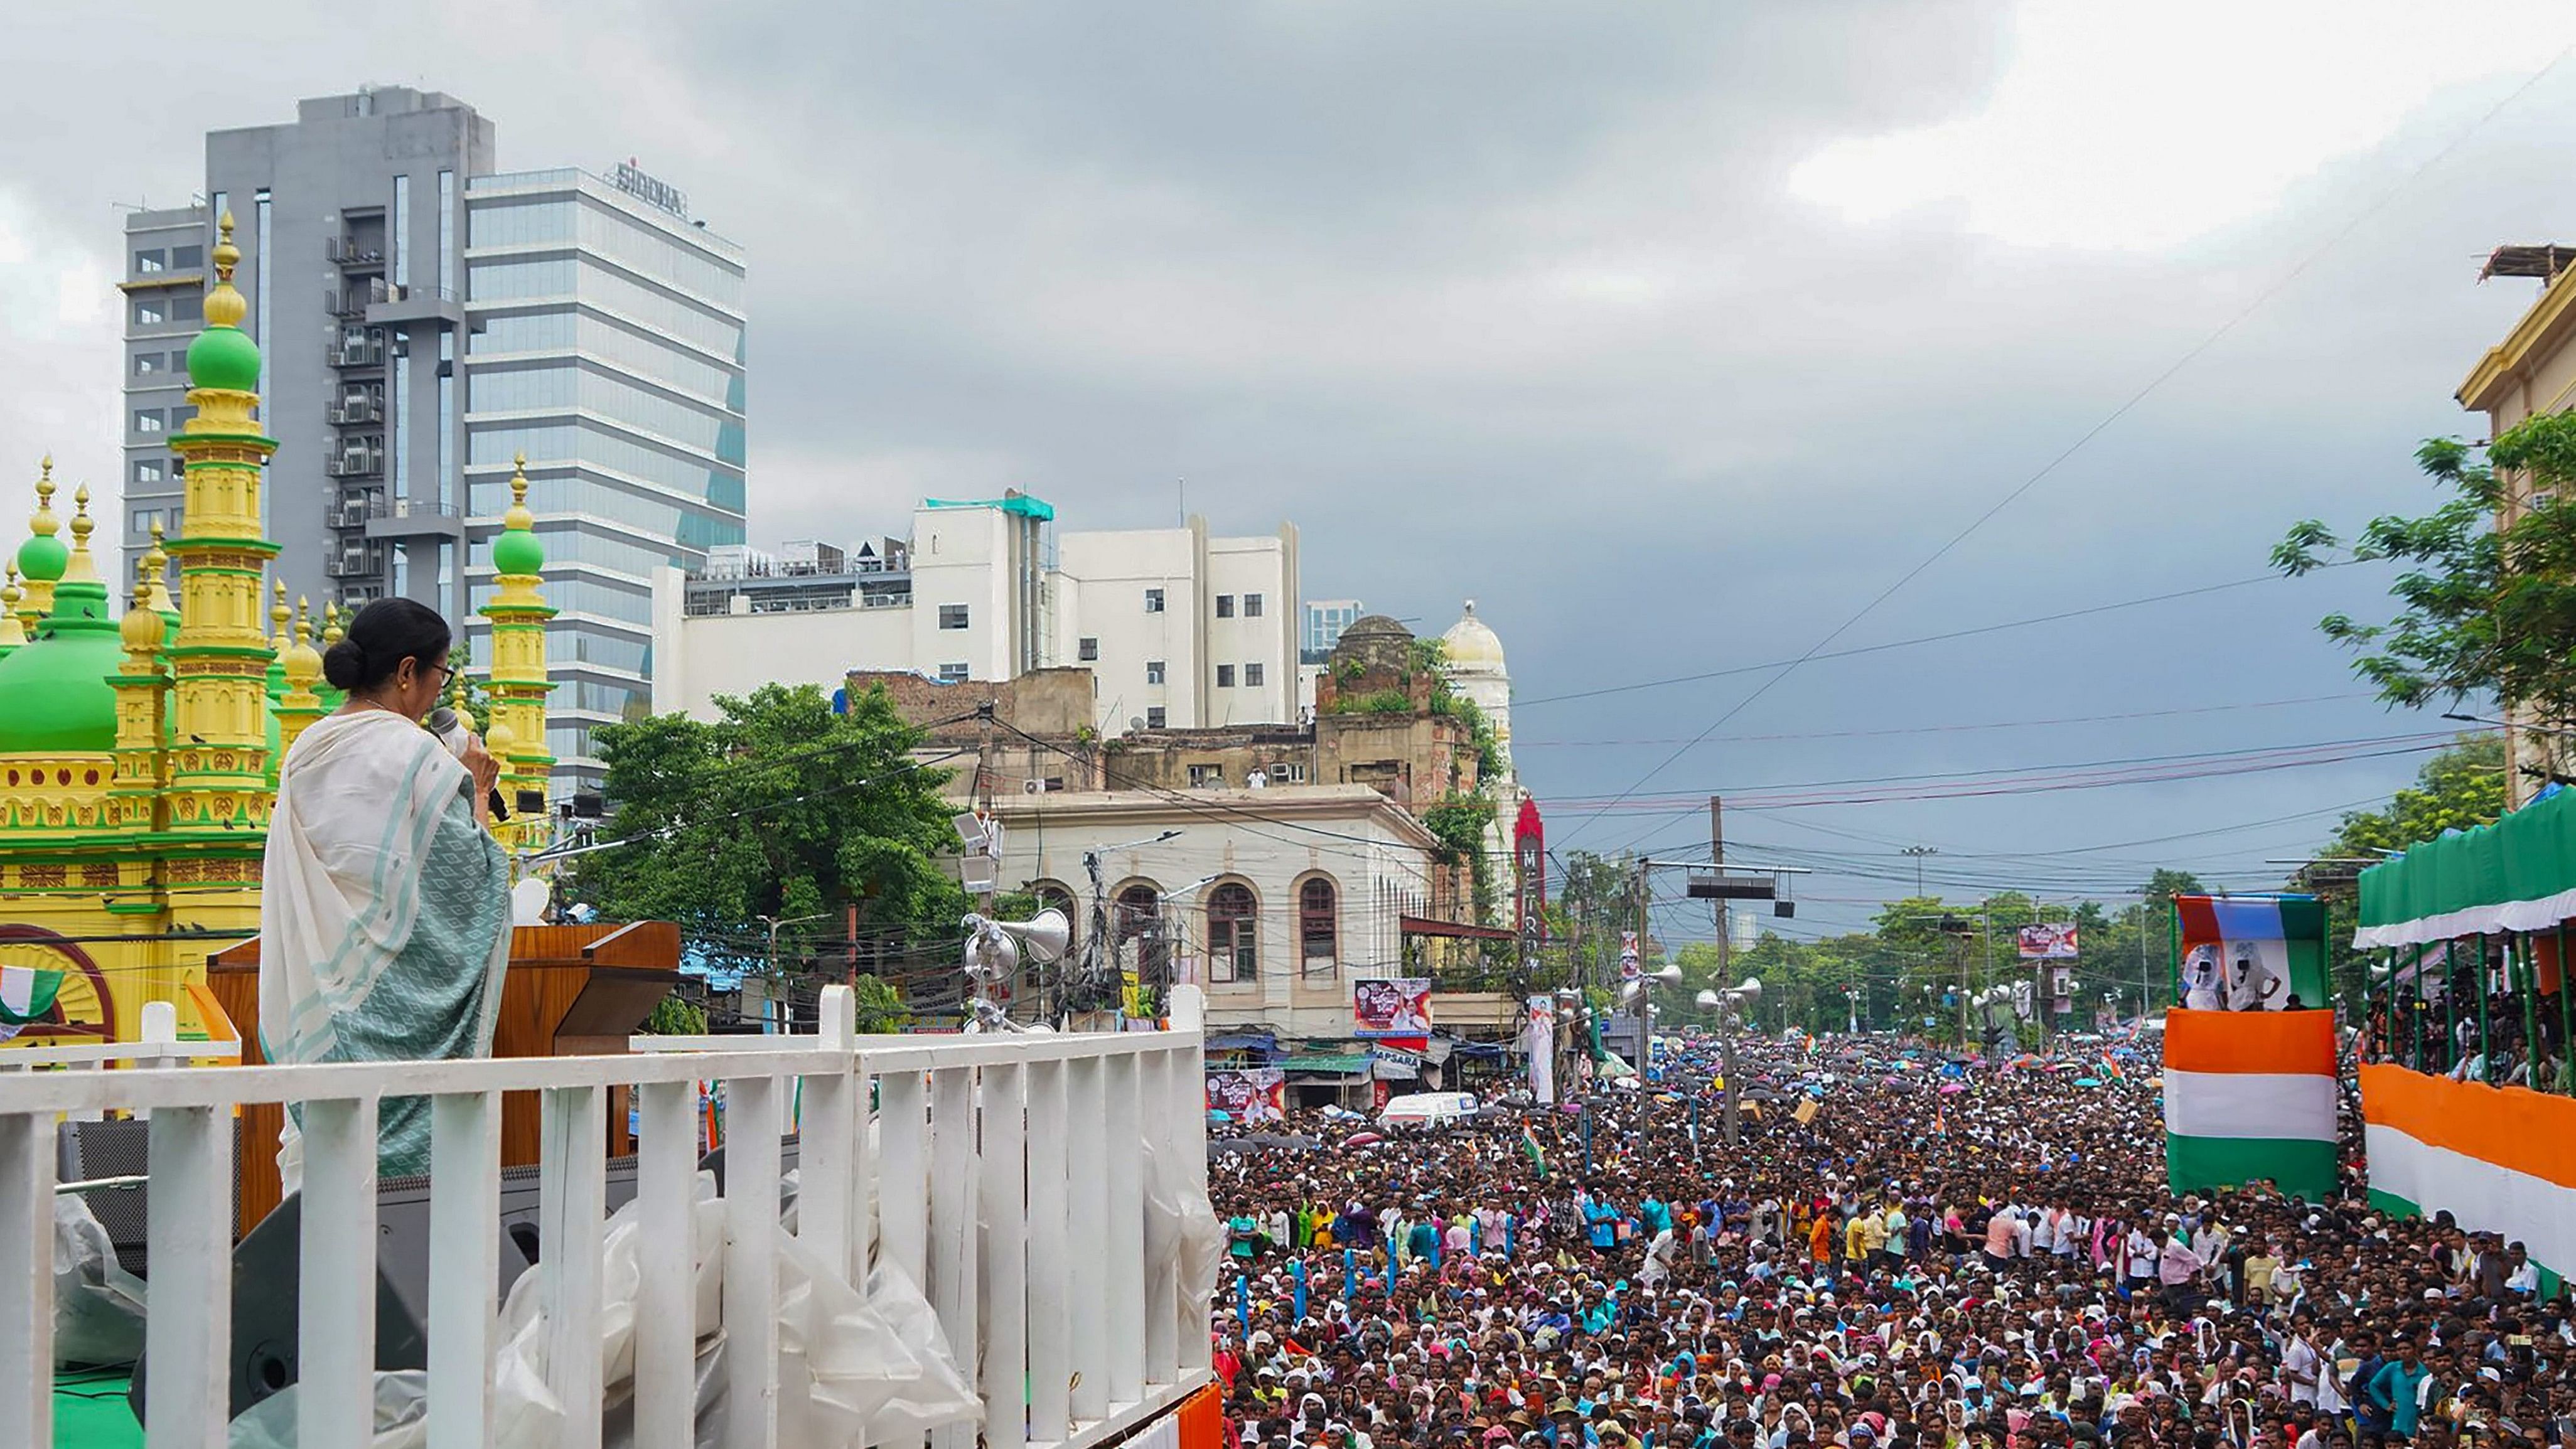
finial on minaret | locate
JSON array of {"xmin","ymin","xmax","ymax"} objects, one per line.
[
  {"xmin": 282, "ymin": 596, "xmax": 322, "ymax": 692},
  {"xmin": 321, "ymin": 600, "xmax": 344, "ymax": 647},
  {"xmin": 269, "ymin": 579, "xmax": 292, "ymax": 654},
  {"xmin": 16, "ymin": 457, "xmax": 66, "ymax": 606},
  {"xmin": 61, "ymin": 484, "xmax": 97, "ymax": 584},
  {"xmin": 443, "ymin": 643, "xmax": 477, "ymax": 733},
  {"xmin": 0, "ymin": 565, "xmax": 23, "ymax": 653},
  {"xmin": 139, "ymin": 521, "xmax": 176, "ymax": 619},
  {"xmin": 30, "ymin": 458, "xmax": 56, "ymax": 540},
  {"xmin": 121, "ymin": 548, "xmax": 166, "ymax": 656},
  {"xmin": 206, "ymin": 212, "xmax": 247, "ymax": 329},
  {"xmin": 181, "ymin": 211, "xmax": 260, "ymax": 395}
]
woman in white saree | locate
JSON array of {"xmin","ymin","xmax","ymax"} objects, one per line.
[{"xmin": 259, "ymin": 597, "xmax": 510, "ymax": 1181}]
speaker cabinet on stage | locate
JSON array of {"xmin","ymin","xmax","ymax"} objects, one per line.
[{"xmin": 204, "ymin": 920, "xmax": 683, "ymax": 1234}]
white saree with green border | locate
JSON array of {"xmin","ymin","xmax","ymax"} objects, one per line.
[{"xmin": 259, "ymin": 710, "xmax": 512, "ymax": 1183}]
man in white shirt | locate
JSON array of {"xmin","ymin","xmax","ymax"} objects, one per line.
[
  {"xmin": 2125, "ymin": 1223, "xmax": 2162, "ymax": 1293},
  {"xmin": 2283, "ymin": 1312, "xmax": 2330, "ymax": 1410}
]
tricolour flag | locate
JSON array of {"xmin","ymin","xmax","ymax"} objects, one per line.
[
  {"xmin": 0, "ymin": 966, "xmax": 63, "ymax": 1044},
  {"xmin": 1520, "ymin": 1126, "xmax": 1548, "ymax": 1180},
  {"xmin": 2162, "ymin": 1007, "xmax": 2337, "ymax": 1200},
  {"xmin": 2361, "ymin": 1064, "xmax": 2576, "ymax": 1289}
]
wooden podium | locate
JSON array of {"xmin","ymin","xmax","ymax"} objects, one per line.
[{"xmin": 205, "ymin": 920, "xmax": 684, "ymax": 1232}]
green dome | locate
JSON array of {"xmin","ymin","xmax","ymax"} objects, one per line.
[
  {"xmin": 0, "ymin": 584, "xmax": 121, "ymax": 755},
  {"xmin": 491, "ymin": 526, "xmax": 545, "ymax": 576},
  {"xmin": 15, "ymin": 533, "xmax": 66, "ymax": 584},
  {"xmin": 186, "ymin": 325, "xmax": 262, "ymax": 394}
]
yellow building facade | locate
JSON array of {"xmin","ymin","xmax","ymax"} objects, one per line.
[{"xmin": 0, "ymin": 217, "xmax": 555, "ymax": 1042}]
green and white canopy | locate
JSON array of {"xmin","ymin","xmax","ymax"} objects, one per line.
[{"xmin": 2354, "ymin": 786, "xmax": 2576, "ymax": 948}]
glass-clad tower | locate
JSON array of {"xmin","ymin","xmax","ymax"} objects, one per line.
[{"xmin": 461, "ymin": 168, "xmax": 747, "ymax": 789}]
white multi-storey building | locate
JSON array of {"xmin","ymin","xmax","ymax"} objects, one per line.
[{"xmin": 657, "ymin": 494, "xmax": 1301, "ymax": 734}]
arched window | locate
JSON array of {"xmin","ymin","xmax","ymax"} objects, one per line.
[
  {"xmin": 1208, "ymin": 883, "xmax": 1258, "ymax": 983},
  {"xmin": 1299, "ymin": 877, "xmax": 1338, "ymax": 975},
  {"xmin": 1115, "ymin": 884, "xmax": 1167, "ymax": 984}
]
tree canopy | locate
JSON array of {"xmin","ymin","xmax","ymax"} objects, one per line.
[
  {"xmin": 2273, "ymin": 412, "xmax": 2576, "ymax": 722},
  {"xmin": 574, "ymin": 683, "xmax": 972, "ymax": 979}
]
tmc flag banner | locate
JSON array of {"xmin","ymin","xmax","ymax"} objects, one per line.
[
  {"xmin": 1353, "ymin": 977, "xmax": 1434, "ymax": 1036},
  {"xmin": 2017, "ymin": 922, "xmax": 2080, "ymax": 960},
  {"xmin": 2162, "ymin": 1007, "xmax": 2338, "ymax": 1200},
  {"xmin": 1206, "ymin": 1067, "xmax": 1286, "ymax": 1123},
  {"xmin": 2172, "ymin": 894, "xmax": 2329, "ymax": 1011},
  {"xmin": 2361, "ymin": 1063, "xmax": 2576, "ymax": 1292}
]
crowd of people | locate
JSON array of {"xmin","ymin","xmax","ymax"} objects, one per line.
[{"xmin": 1205, "ymin": 1030, "xmax": 2574, "ymax": 1449}]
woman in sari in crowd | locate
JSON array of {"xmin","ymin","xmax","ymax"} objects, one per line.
[{"xmin": 259, "ymin": 597, "xmax": 510, "ymax": 1184}]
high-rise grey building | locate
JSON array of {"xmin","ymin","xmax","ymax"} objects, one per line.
[
  {"xmin": 119, "ymin": 86, "xmax": 747, "ymax": 792},
  {"xmin": 459, "ymin": 167, "xmax": 746, "ymax": 780}
]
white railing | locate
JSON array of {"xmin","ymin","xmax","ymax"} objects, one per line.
[
  {"xmin": 0, "ymin": 1000, "xmax": 241, "ymax": 1081},
  {"xmin": 0, "ymin": 985, "xmax": 1213, "ymax": 1449}
]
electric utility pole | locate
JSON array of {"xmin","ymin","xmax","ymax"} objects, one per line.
[{"xmin": 1710, "ymin": 795, "xmax": 1728, "ymax": 984}]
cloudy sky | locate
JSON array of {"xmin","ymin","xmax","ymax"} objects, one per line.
[{"xmin": 10, "ymin": 1, "xmax": 2576, "ymax": 948}]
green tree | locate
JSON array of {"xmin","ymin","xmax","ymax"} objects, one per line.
[
  {"xmin": 574, "ymin": 683, "xmax": 970, "ymax": 980},
  {"xmin": 2273, "ymin": 412, "xmax": 2576, "ymax": 722},
  {"xmin": 1544, "ymin": 850, "xmax": 1637, "ymax": 988},
  {"xmin": 848, "ymin": 974, "xmax": 911, "ymax": 1034},
  {"xmin": 2317, "ymin": 734, "xmax": 2507, "ymax": 857}
]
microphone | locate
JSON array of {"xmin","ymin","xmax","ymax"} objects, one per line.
[{"xmin": 424, "ymin": 707, "xmax": 509, "ymax": 820}]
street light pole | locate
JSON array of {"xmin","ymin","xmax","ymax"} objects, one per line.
[
  {"xmin": 755, "ymin": 912, "xmax": 829, "ymax": 1032},
  {"xmin": 1702, "ymin": 978, "xmax": 1761, "ymax": 1146},
  {"xmin": 1902, "ymin": 845, "xmax": 1937, "ymax": 899}
]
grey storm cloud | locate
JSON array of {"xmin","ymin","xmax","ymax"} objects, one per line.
[{"xmin": 5, "ymin": 1, "xmax": 2574, "ymax": 934}]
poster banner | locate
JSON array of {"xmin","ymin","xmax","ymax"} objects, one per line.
[
  {"xmin": 1353, "ymin": 977, "xmax": 1434, "ymax": 1035},
  {"xmin": 2172, "ymin": 896, "xmax": 2329, "ymax": 1010},
  {"xmin": 1525, "ymin": 994, "xmax": 1556, "ymax": 1104},
  {"xmin": 1205, "ymin": 1067, "xmax": 1286, "ymax": 1123},
  {"xmin": 1619, "ymin": 931, "xmax": 1641, "ymax": 983},
  {"xmin": 2017, "ymin": 922, "xmax": 2080, "ymax": 960}
]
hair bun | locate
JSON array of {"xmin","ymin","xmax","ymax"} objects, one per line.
[{"xmin": 320, "ymin": 638, "xmax": 370, "ymax": 691}]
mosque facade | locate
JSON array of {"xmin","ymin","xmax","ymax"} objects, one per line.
[{"xmin": 0, "ymin": 217, "xmax": 554, "ymax": 1043}]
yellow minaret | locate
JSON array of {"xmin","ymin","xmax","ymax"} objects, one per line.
[
  {"xmin": 109, "ymin": 541, "xmax": 171, "ymax": 835},
  {"xmin": 276, "ymin": 597, "xmax": 328, "ymax": 756},
  {"xmin": 161, "ymin": 211, "xmax": 280, "ymax": 853},
  {"xmin": 479, "ymin": 454, "xmax": 557, "ymax": 860},
  {"xmin": 15, "ymin": 459, "xmax": 64, "ymax": 626}
]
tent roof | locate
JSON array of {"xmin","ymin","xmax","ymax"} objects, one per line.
[{"xmin": 2354, "ymin": 786, "xmax": 2576, "ymax": 948}]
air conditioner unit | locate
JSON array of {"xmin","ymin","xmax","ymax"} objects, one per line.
[{"xmin": 1021, "ymin": 778, "xmax": 1044, "ymax": 794}]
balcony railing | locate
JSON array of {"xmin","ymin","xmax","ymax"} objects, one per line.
[
  {"xmin": 326, "ymin": 397, "xmax": 383, "ymax": 426},
  {"xmin": 0, "ymin": 983, "xmax": 1215, "ymax": 1449},
  {"xmin": 330, "ymin": 279, "xmax": 392, "ymax": 317},
  {"xmin": 323, "ymin": 452, "xmax": 384, "ymax": 478},
  {"xmin": 330, "ymin": 342, "xmax": 385, "ymax": 369}
]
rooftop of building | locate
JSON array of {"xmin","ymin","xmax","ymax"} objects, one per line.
[
  {"xmin": 466, "ymin": 166, "xmax": 746, "ymax": 255},
  {"xmin": 987, "ymin": 782, "xmax": 1442, "ymax": 848}
]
